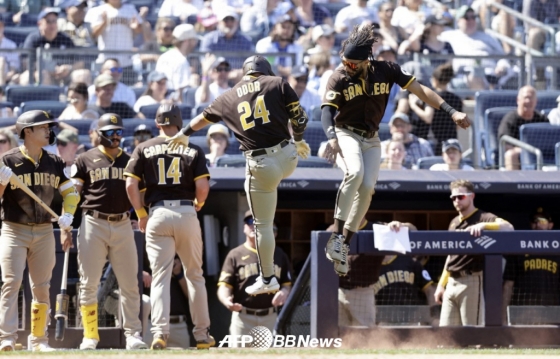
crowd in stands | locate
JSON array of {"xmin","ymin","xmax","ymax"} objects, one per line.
[{"xmin": 0, "ymin": 0, "xmax": 557, "ymax": 169}]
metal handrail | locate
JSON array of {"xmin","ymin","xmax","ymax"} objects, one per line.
[
  {"xmin": 499, "ymin": 135, "xmax": 543, "ymax": 170},
  {"xmin": 484, "ymin": 29, "xmax": 544, "ymax": 57},
  {"xmin": 556, "ymin": 142, "xmax": 560, "ymax": 168}
]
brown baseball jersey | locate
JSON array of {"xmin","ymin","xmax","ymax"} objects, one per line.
[
  {"xmin": 124, "ymin": 136, "xmax": 209, "ymax": 206},
  {"xmin": 202, "ymin": 75, "xmax": 297, "ymax": 151},
  {"xmin": 446, "ymin": 209, "xmax": 499, "ymax": 273},
  {"xmin": 1, "ymin": 147, "xmax": 70, "ymax": 224},
  {"xmin": 322, "ymin": 61, "xmax": 415, "ymax": 132},
  {"xmin": 71, "ymin": 147, "xmax": 133, "ymax": 214},
  {"xmin": 218, "ymin": 243, "xmax": 292, "ymax": 309}
]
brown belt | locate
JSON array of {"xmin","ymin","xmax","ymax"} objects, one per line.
[
  {"xmin": 86, "ymin": 210, "xmax": 130, "ymax": 222},
  {"xmin": 242, "ymin": 307, "xmax": 277, "ymax": 316},
  {"xmin": 340, "ymin": 124, "xmax": 377, "ymax": 139}
]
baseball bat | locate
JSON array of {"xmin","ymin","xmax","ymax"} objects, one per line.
[{"xmin": 55, "ymin": 249, "xmax": 70, "ymax": 341}]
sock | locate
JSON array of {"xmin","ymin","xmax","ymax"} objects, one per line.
[
  {"xmin": 343, "ymin": 230, "xmax": 355, "ymax": 244},
  {"xmin": 262, "ymin": 275, "xmax": 273, "ymax": 284},
  {"xmin": 334, "ymin": 219, "xmax": 345, "ymax": 234}
]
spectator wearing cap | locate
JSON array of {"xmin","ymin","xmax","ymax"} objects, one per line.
[
  {"xmin": 134, "ymin": 71, "xmax": 171, "ymax": 113},
  {"xmin": 85, "ymin": 0, "xmax": 148, "ymax": 85},
  {"xmin": 256, "ymin": 15, "xmax": 303, "ymax": 77},
  {"xmin": 548, "ymin": 95, "xmax": 560, "ymax": 126},
  {"xmin": 381, "ymin": 112, "xmax": 433, "ymax": 168},
  {"xmin": 56, "ymin": 128, "xmax": 81, "ymax": 168},
  {"xmin": 197, "ymin": 3, "xmax": 218, "ymax": 34},
  {"xmin": 334, "ymin": 0, "xmax": 379, "ymax": 34},
  {"xmin": 377, "ymin": 1, "xmax": 406, "ymax": 53},
  {"xmin": 123, "ymin": 124, "xmax": 153, "ymax": 152},
  {"xmin": 58, "ymin": 0, "xmax": 94, "ymax": 48},
  {"xmin": 240, "ymin": 0, "xmax": 279, "ymax": 40},
  {"xmin": 5, "ymin": 0, "xmax": 50, "ymax": 24},
  {"xmin": 0, "ymin": 14, "xmax": 19, "ymax": 85},
  {"xmin": 195, "ymin": 55, "xmax": 232, "ymax": 108},
  {"xmin": 22, "ymin": 8, "xmax": 80, "ymax": 85},
  {"xmin": 158, "ymin": 0, "xmax": 199, "ymax": 23},
  {"xmin": 390, "ymin": 0, "xmax": 431, "ymax": 38},
  {"xmin": 205, "ymin": 123, "xmax": 230, "ymax": 167},
  {"xmin": 294, "ymin": 0, "xmax": 332, "ymax": 29},
  {"xmin": 60, "ymin": 82, "xmax": 100, "ymax": 120},
  {"xmin": 429, "ymin": 139, "xmax": 474, "ymax": 171},
  {"xmin": 287, "ymin": 65, "xmax": 320, "ymax": 116},
  {"xmin": 400, "ymin": 14, "xmax": 453, "ymax": 60},
  {"xmin": 200, "ymin": 7, "xmax": 253, "ymax": 70},
  {"xmin": 156, "ymin": 24, "xmax": 199, "ymax": 102},
  {"xmin": 305, "ymin": 24, "xmax": 337, "ymax": 67},
  {"xmin": 92, "ymin": 73, "xmax": 141, "ymax": 119},
  {"xmin": 88, "ymin": 58, "xmax": 136, "ymax": 109}
]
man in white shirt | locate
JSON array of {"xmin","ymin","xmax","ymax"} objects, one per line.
[
  {"xmin": 155, "ymin": 24, "xmax": 199, "ymax": 103},
  {"xmin": 158, "ymin": 0, "xmax": 199, "ymax": 22},
  {"xmin": 334, "ymin": 0, "xmax": 379, "ymax": 34},
  {"xmin": 195, "ymin": 56, "xmax": 231, "ymax": 107},
  {"xmin": 429, "ymin": 139, "xmax": 474, "ymax": 171},
  {"xmin": 88, "ymin": 58, "xmax": 136, "ymax": 108},
  {"xmin": 548, "ymin": 95, "xmax": 560, "ymax": 126},
  {"xmin": 287, "ymin": 65, "xmax": 320, "ymax": 117}
]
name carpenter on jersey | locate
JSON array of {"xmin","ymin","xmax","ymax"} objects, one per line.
[{"xmin": 143, "ymin": 143, "xmax": 196, "ymax": 158}]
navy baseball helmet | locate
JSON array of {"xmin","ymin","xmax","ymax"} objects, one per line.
[{"xmin": 242, "ymin": 55, "xmax": 275, "ymax": 76}]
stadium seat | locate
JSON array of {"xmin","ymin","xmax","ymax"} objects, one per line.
[
  {"xmin": 20, "ymin": 101, "xmax": 67, "ymax": 118},
  {"xmin": 519, "ymin": 123, "xmax": 560, "ymax": 170},
  {"xmin": 311, "ymin": 106, "xmax": 321, "ymax": 122},
  {"xmin": 6, "ymin": 85, "xmax": 64, "ymax": 107},
  {"xmin": 0, "ymin": 118, "xmax": 16, "ymax": 129},
  {"xmin": 378, "ymin": 123, "xmax": 390, "ymax": 141},
  {"xmin": 482, "ymin": 106, "xmax": 516, "ymax": 167},
  {"xmin": 4, "ymin": 27, "xmax": 36, "ymax": 47},
  {"xmin": 132, "ymin": 86, "xmax": 146, "ymax": 101},
  {"xmin": 302, "ymin": 122, "xmax": 327, "ymax": 156},
  {"xmin": 297, "ymin": 156, "xmax": 333, "ymax": 168},
  {"xmin": 226, "ymin": 136, "xmax": 242, "ymax": 155},
  {"xmin": 216, "ymin": 155, "xmax": 246, "ymax": 168},
  {"xmin": 541, "ymin": 108, "xmax": 554, "ymax": 116},
  {"xmin": 416, "ymin": 156, "xmax": 444, "ymax": 170},
  {"xmin": 183, "ymin": 87, "xmax": 198, "ymax": 108},
  {"xmin": 188, "ymin": 136, "xmax": 209, "ymax": 154},
  {"xmin": 139, "ymin": 104, "xmax": 191, "ymax": 120},
  {"xmin": 191, "ymin": 103, "xmax": 209, "ymax": 118},
  {"xmin": 0, "ymin": 102, "xmax": 14, "ymax": 110}
]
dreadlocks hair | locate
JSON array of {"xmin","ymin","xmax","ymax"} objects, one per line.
[{"xmin": 339, "ymin": 23, "xmax": 380, "ymax": 59}]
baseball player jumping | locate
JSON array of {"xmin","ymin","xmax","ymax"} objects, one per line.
[
  {"xmin": 168, "ymin": 55, "xmax": 310, "ymax": 296},
  {"xmin": 124, "ymin": 104, "xmax": 215, "ymax": 350},
  {"xmin": 0, "ymin": 111, "xmax": 79, "ymax": 351},
  {"xmin": 71, "ymin": 114, "xmax": 147, "ymax": 350},
  {"xmin": 322, "ymin": 24, "xmax": 471, "ymax": 276}
]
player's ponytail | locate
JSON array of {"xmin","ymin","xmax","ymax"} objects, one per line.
[{"xmin": 340, "ymin": 23, "xmax": 379, "ymax": 61}]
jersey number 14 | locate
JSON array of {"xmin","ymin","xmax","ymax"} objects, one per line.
[
  {"xmin": 157, "ymin": 157, "xmax": 181, "ymax": 185},
  {"xmin": 238, "ymin": 95, "xmax": 270, "ymax": 131}
]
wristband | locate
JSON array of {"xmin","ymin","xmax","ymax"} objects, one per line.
[
  {"xmin": 135, "ymin": 207, "xmax": 148, "ymax": 219},
  {"xmin": 484, "ymin": 223, "xmax": 500, "ymax": 230},
  {"xmin": 174, "ymin": 271, "xmax": 184, "ymax": 280},
  {"xmin": 181, "ymin": 123, "xmax": 195, "ymax": 136},
  {"xmin": 438, "ymin": 270, "xmax": 450, "ymax": 287},
  {"xmin": 440, "ymin": 102, "xmax": 457, "ymax": 117},
  {"xmin": 202, "ymin": 76, "xmax": 209, "ymax": 81},
  {"xmin": 195, "ymin": 199, "xmax": 205, "ymax": 208}
]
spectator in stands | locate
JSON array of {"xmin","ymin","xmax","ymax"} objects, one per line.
[
  {"xmin": 132, "ymin": 124, "xmax": 153, "ymax": 151},
  {"xmin": 195, "ymin": 56, "xmax": 232, "ymax": 108},
  {"xmin": 429, "ymin": 139, "xmax": 474, "ymax": 171},
  {"xmin": 548, "ymin": 95, "xmax": 560, "ymax": 125},
  {"xmin": 391, "ymin": 0, "xmax": 431, "ymax": 38},
  {"xmin": 56, "ymin": 129, "xmax": 80, "ymax": 169},
  {"xmin": 196, "ymin": 3, "xmax": 218, "ymax": 34},
  {"xmin": 478, "ymin": 0, "xmax": 515, "ymax": 55},
  {"xmin": 377, "ymin": 1, "xmax": 405, "ymax": 52},
  {"xmin": 60, "ymin": 82, "xmax": 100, "ymax": 120},
  {"xmin": 375, "ymin": 45, "xmax": 400, "ymax": 124},
  {"xmin": 158, "ymin": 0, "xmax": 199, "ymax": 23},
  {"xmin": 287, "ymin": 65, "xmax": 320, "ymax": 116},
  {"xmin": 86, "ymin": 0, "xmax": 147, "ymax": 86},
  {"xmin": 435, "ymin": 179, "xmax": 513, "ymax": 327},
  {"xmin": 58, "ymin": 0, "xmax": 94, "ymax": 48},
  {"xmin": 133, "ymin": 71, "xmax": 170, "ymax": 113},
  {"xmin": 294, "ymin": 0, "xmax": 333, "ymax": 29},
  {"xmin": 380, "ymin": 139, "xmax": 406, "ymax": 170},
  {"xmin": 0, "ymin": 14, "xmax": 19, "ymax": 86},
  {"xmin": 138, "ymin": 18, "xmax": 176, "ymax": 68},
  {"xmin": 334, "ymin": 0, "xmax": 378, "ymax": 34},
  {"xmin": 200, "ymin": 8, "xmax": 253, "ymax": 71},
  {"xmin": 400, "ymin": 15, "xmax": 453, "ymax": 58},
  {"xmin": 240, "ymin": 0, "xmax": 279, "ymax": 40},
  {"xmin": 206, "ymin": 124, "xmax": 230, "ymax": 167},
  {"xmin": 256, "ymin": 14, "xmax": 303, "ymax": 77},
  {"xmin": 156, "ymin": 24, "xmax": 199, "ymax": 103},
  {"xmin": 502, "ymin": 208, "xmax": 558, "ymax": 325},
  {"xmin": 381, "ymin": 113, "xmax": 433, "ymax": 169},
  {"xmin": 305, "ymin": 24, "xmax": 337, "ymax": 65},
  {"xmin": 498, "ymin": 85, "xmax": 548, "ymax": 170},
  {"xmin": 88, "ymin": 58, "xmax": 136, "ymax": 109},
  {"xmin": 22, "ymin": 8, "xmax": 77, "ymax": 85},
  {"xmin": 0, "ymin": 129, "xmax": 18, "ymax": 157},
  {"xmin": 88, "ymin": 120, "xmax": 99, "ymax": 147},
  {"xmin": 306, "ymin": 52, "xmax": 333, "ymax": 98},
  {"xmin": 92, "ymin": 73, "xmax": 141, "ymax": 119},
  {"xmin": 5, "ymin": 0, "xmax": 49, "ymax": 25}
]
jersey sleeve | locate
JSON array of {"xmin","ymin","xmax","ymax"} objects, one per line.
[
  {"xmin": 481, "ymin": 212, "xmax": 499, "ymax": 223},
  {"xmin": 217, "ymin": 251, "xmax": 237, "ymax": 288},
  {"xmin": 193, "ymin": 146, "xmax": 210, "ymax": 181},
  {"xmin": 202, "ymin": 96, "xmax": 224, "ymax": 124},
  {"xmin": 321, "ymin": 70, "xmax": 345, "ymax": 109},
  {"xmin": 387, "ymin": 62, "xmax": 415, "ymax": 90},
  {"xmin": 54, "ymin": 154, "xmax": 72, "ymax": 188},
  {"xmin": 123, "ymin": 146, "xmax": 144, "ymax": 181},
  {"xmin": 70, "ymin": 154, "xmax": 87, "ymax": 185}
]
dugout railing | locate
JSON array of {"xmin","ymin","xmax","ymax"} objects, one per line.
[{"xmin": 310, "ymin": 230, "xmax": 560, "ymax": 348}]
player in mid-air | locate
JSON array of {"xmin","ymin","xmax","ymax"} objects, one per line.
[
  {"xmin": 0, "ymin": 111, "xmax": 79, "ymax": 351},
  {"xmin": 125, "ymin": 104, "xmax": 215, "ymax": 350},
  {"xmin": 71, "ymin": 113, "xmax": 147, "ymax": 350},
  {"xmin": 322, "ymin": 24, "xmax": 471, "ymax": 276},
  {"xmin": 167, "ymin": 55, "xmax": 310, "ymax": 296}
]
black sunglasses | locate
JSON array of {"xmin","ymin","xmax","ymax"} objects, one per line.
[
  {"xmin": 245, "ymin": 218, "xmax": 254, "ymax": 226},
  {"xmin": 102, "ymin": 129, "xmax": 123, "ymax": 137},
  {"xmin": 57, "ymin": 140, "xmax": 68, "ymax": 147},
  {"xmin": 162, "ymin": 26, "xmax": 174, "ymax": 32},
  {"xmin": 450, "ymin": 193, "xmax": 471, "ymax": 201}
]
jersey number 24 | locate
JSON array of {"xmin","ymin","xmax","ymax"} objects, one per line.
[
  {"xmin": 157, "ymin": 157, "xmax": 181, "ymax": 185},
  {"xmin": 238, "ymin": 95, "xmax": 270, "ymax": 131}
]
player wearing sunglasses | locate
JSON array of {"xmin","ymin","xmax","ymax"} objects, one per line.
[
  {"xmin": 321, "ymin": 24, "xmax": 472, "ymax": 277},
  {"xmin": 434, "ymin": 179, "xmax": 513, "ymax": 327}
]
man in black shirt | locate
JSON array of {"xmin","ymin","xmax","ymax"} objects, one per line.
[{"xmin": 92, "ymin": 74, "xmax": 141, "ymax": 119}]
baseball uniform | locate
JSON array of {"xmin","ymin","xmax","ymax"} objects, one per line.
[
  {"xmin": 71, "ymin": 116, "xmax": 146, "ymax": 350},
  {"xmin": 218, "ymin": 243, "xmax": 292, "ymax": 346},
  {"xmin": 124, "ymin": 136, "xmax": 213, "ymax": 346}
]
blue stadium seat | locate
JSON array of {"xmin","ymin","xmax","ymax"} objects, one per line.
[
  {"xmin": 20, "ymin": 101, "xmax": 67, "ymax": 118},
  {"xmin": 303, "ymin": 122, "xmax": 327, "ymax": 156},
  {"xmin": 541, "ymin": 108, "xmax": 554, "ymax": 116},
  {"xmin": 0, "ymin": 118, "xmax": 16, "ymax": 129},
  {"xmin": 216, "ymin": 155, "xmax": 246, "ymax": 168},
  {"xmin": 226, "ymin": 136, "xmax": 242, "ymax": 155},
  {"xmin": 59, "ymin": 119, "xmax": 158, "ymax": 137},
  {"xmin": 139, "ymin": 104, "xmax": 191, "ymax": 120},
  {"xmin": 378, "ymin": 123, "xmax": 390, "ymax": 141},
  {"xmin": 482, "ymin": 106, "xmax": 516, "ymax": 167},
  {"xmin": 4, "ymin": 27, "xmax": 36, "ymax": 47},
  {"xmin": 0, "ymin": 102, "xmax": 14, "ymax": 110},
  {"xmin": 311, "ymin": 106, "xmax": 321, "ymax": 122},
  {"xmin": 191, "ymin": 103, "xmax": 209, "ymax": 118},
  {"xmin": 183, "ymin": 87, "xmax": 198, "ymax": 108},
  {"xmin": 297, "ymin": 156, "xmax": 333, "ymax": 168},
  {"xmin": 519, "ymin": 123, "xmax": 560, "ymax": 170},
  {"xmin": 57, "ymin": 120, "xmax": 93, "ymax": 135},
  {"xmin": 132, "ymin": 87, "xmax": 146, "ymax": 101},
  {"xmin": 416, "ymin": 156, "xmax": 444, "ymax": 170},
  {"xmin": 6, "ymin": 85, "xmax": 64, "ymax": 107},
  {"xmin": 189, "ymin": 136, "xmax": 209, "ymax": 154}
]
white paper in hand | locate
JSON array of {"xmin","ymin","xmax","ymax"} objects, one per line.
[{"xmin": 373, "ymin": 224, "xmax": 411, "ymax": 254}]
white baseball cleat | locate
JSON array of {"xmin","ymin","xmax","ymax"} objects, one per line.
[
  {"xmin": 326, "ymin": 233, "xmax": 345, "ymax": 263},
  {"xmin": 334, "ymin": 244, "xmax": 349, "ymax": 276},
  {"xmin": 0, "ymin": 339, "xmax": 15, "ymax": 351},
  {"xmin": 245, "ymin": 276, "xmax": 280, "ymax": 296},
  {"xmin": 126, "ymin": 333, "xmax": 148, "ymax": 350},
  {"xmin": 79, "ymin": 338, "xmax": 98, "ymax": 350},
  {"xmin": 31, "ymin": 342, "xmax": 55, "ymax": 352}
]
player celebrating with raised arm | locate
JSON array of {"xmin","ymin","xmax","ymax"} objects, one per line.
[
  {"xmin": 124, "ymin": 104, "xmax": 215, "ymax": 350},
  {"xmin": 322, "ymin": 24, "xmax": 471, "ymax": 276},
  {"xmin": 0, "ymin": 111, "xmax": 79, "ymax": 352},
  {"xmin": 71, "ymin": 114, "xmax": 147, "ymax": 350},
  {"xmin": 167, "ymin": 55, "xmax": 310, "ymax": 296}
]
